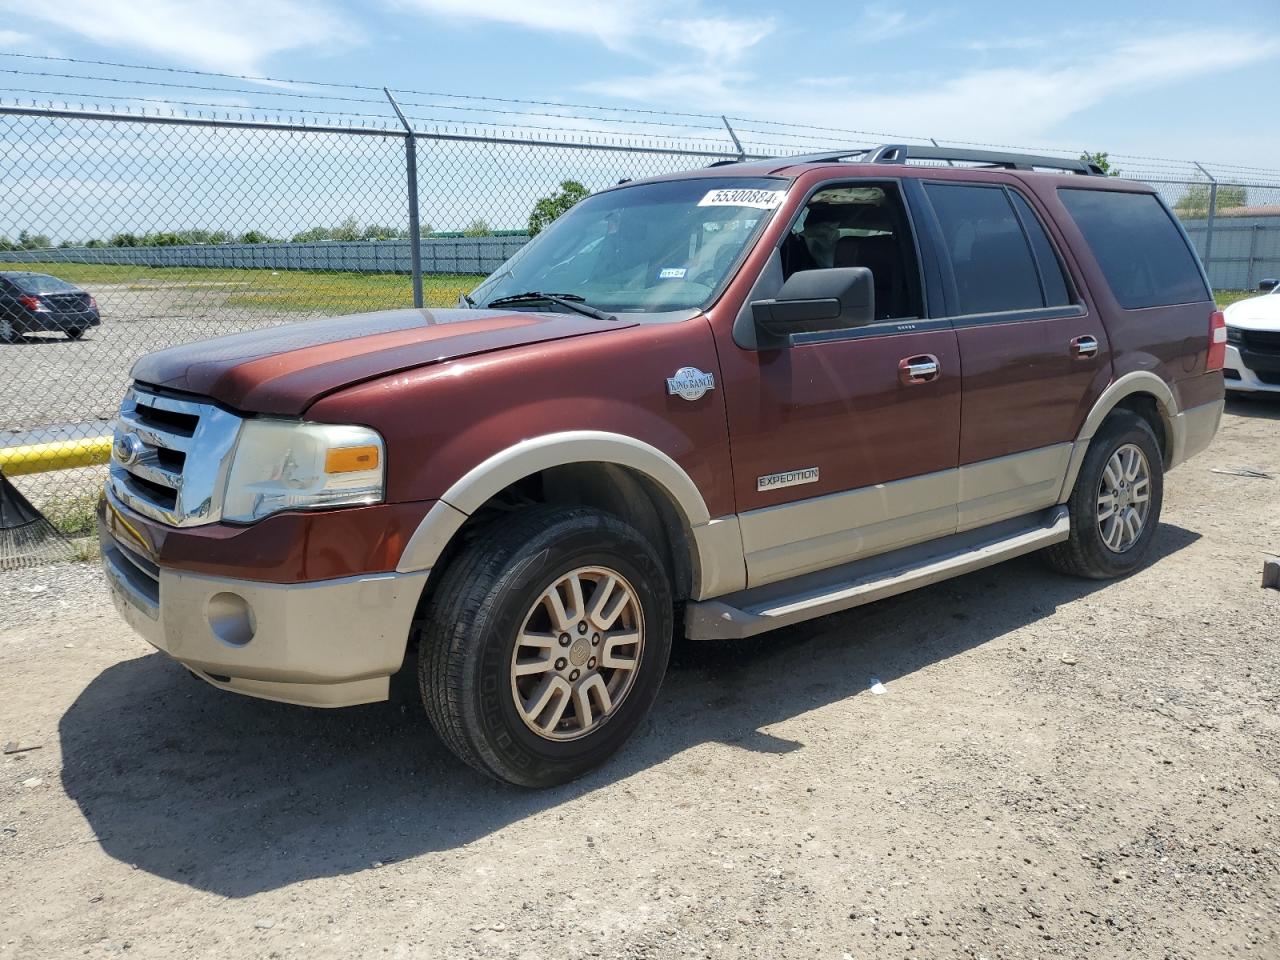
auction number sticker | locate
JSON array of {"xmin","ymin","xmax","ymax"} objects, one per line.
[{"xmin": 697, "ymin": 188, "xmax": 787, "ymax": 210}]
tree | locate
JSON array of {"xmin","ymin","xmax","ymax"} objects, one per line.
[
  {"xmin": 18, "ymin": 230, "xmax": 51, "ymax": 250},
  {"xmin": 361, "ymin": 224, "xmax": 402, "ymax": 241},
  {"xmin": 110, "ymin": 233, "xmax": 140, "ymax": 247},
  {"xmin": 462, "ymin": 218, "xmax": 493, "ymax": 238},
  {"xmin": 1173, "ymin": 183, "xmax": 1247, "ymax": 218},
  {"xmin": 1080, "ymin": 151, "xmax": 1120, "ymax": 177},
  {"xmin": 239, "ymin": 230, "xmax": 272, "ymax": 244},
  {"xmin": 330, "ymin": 215, "xmax": 361, "ymax": 242},
  {"xmin": 527, "ymin": 180, "xmax": 590, "ymax": 236},
  {"xmin": 292, "ymin": 226, "xmax": 330, "ymax": 243}
]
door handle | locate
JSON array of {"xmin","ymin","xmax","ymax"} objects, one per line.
[
  {"xmin": 1071, "ymin": 335, "xmax": 1099, "ymax": 358},
  {"xmin": 899, "ymin": 354, "xmax": 940, "ymax": 385}
]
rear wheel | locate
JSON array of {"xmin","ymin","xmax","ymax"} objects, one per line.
[
  {"xmin": 0, "ymin": 316, "xmax": 15, "ymax": 343},
  {"xmin": 1045, "ymin": 411, "xmax": 1164, "ymax": 579},
  {"xmin": 65, "ymin": 327, "xmax": 85, "ymax": 340},
  {"xmin": 417, "ymin": 505, "xmax": 674, "ymax": 787}
]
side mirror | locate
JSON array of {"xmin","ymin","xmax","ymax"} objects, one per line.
[
  {"xmin": 750, "ymin": 267, "xmax": 874, "ymax": 348},
  {"xmin": 1260, "ymin": 278, "xmax": 1279, "ymax": 293}
]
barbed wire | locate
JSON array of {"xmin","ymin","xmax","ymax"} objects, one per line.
[{"xmin": 0, "ymin": 51, "xmax": 1278, "ymax": 179}]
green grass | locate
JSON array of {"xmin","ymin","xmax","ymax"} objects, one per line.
[
  {"xmin": 3, "ymin": 262, "xmax": 486, "ymax": 312},
  {"xmin": 1216, "ymin": 289, "xmax": 1263, "ymax": 309},
  {"xmin": 39, "ymin": 491, "xmax": 100, "ymax": 538}
]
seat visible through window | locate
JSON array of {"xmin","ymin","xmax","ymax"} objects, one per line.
[{"xmin": 781, "ymin": 183, "xmax": 922, "ymax": 321}]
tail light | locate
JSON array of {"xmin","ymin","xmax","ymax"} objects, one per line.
[
  {"xmin": 1207, "ymin": 310, "xmax": 1227, "ymax": 372},
  {"xmin": 89, "ymin": 295, "xmax": 98, "ymax": 309},
  {"xmin": 17, "ymin": 294, "xmax": 47, "ymax": 312}
]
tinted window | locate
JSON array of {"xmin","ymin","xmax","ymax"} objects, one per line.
[
  {"xmin": 925, "ymin": 183, "xmax": 1044, "ymax": 315},
  {"xmin": 4, "ymin": 272, "xmax": 79, "ymax": 294},
  {"xmin": 1009, "ymin": 192, "xmax": 1072, "ymax": 307},
  {"xmin": 1058, "ymin": 189, "xmax": 1209, "ymax": 309}
]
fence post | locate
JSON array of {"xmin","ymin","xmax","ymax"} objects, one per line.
[
  {"xmin": 1194, "ymin": 162, "xmax": 1218, "ymax": 278},
  {"xmin": 720, "ymin": 116, "xmax": 745, "ymax": 161},
  {"xmin": 1247, "ymin": 224, "xmax": 1262, "ymax": 291},
  {"xmin": 384, "ymin": 88, "xmax": 424, "ymax": 309}
]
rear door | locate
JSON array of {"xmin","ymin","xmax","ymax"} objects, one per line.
[{"xmin": 912, "ymin": 179, "xmax": 1109, "ymax": 531}]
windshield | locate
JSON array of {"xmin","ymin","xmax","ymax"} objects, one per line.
[
  {"xmin": 470, "ymin": 176, "xmax": 787, "ymax": 314},
  {"xmin": 4, "ymin": 273, "xmax": 78, "ymax": 294}
]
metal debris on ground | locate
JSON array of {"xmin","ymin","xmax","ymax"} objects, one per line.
[
  {"xmin": 3, "ymin": 742, "xmax": 43, "ymax": 755},
  {"xmin": 1210, "ymin": 466, "xmax": 1273, "ymax": 479}
]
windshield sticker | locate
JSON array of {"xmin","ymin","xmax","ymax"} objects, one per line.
[
  {"xmin": 697, "ymin": 188, "xmax": 787, "ymax": 210},
  {"xmin": 658, "ymin": 267, "xmax": 687, "ymax": 279}
]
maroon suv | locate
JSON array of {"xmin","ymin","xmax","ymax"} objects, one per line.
[{"xmin": 99, "ymin": 145, "xmax": 1225, "ymax": 786}]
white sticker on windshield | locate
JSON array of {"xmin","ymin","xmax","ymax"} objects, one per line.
[
  {"xmin": 658, "ymin": 267, "xmax": 687, "ymax": 279},
  {"xmin": 697, "ymin": 188, "xmax": 787, "ymax": 210}
]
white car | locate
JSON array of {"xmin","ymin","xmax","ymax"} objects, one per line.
[{"xmin": 1224, "ymin": 279, "xmax": 1280, "ymax": 394}]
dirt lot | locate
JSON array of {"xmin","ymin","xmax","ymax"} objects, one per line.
[{"xmin": 1, "ymin": 399, "xmax": 1277, "ymax": 960}]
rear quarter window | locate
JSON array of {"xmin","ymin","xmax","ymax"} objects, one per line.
[{"xmin": 1058, "ymin": 189, "xmax": 1209, "ymax": 309}]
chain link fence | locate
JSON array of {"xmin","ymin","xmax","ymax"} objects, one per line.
[{"xmin": 1, "ymin": 103, "xmax": 1278, "ymax": 533}]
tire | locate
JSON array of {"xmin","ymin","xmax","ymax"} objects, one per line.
[
  {"xmin": 66, "ymin": 327, "xmax": 85, "ymax": 340},
  {"xmin": 1044, "ymin": 410, "xmax": 1164, "ymax": 579},
  {"xmin": 417, "ymin": 505, "xmax": 674, "ymax": 787},
  {"xmin": 0, "ymin": 316, "xmax": 15, "ymax": 344}
]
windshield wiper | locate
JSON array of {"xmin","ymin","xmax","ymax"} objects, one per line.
[{"xmin": 485, "ymin": 291, "xmax": 616, "ymax": 322}]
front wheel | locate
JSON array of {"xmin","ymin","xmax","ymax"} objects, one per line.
[
  {"xmin": 0, "ymin": 316, "xmax": 16, "ymax": 343},
  {"xmin": 65, "ymin": 327, "xmax": 86, "ymax": 340},
  {"xmin": 1044, "ymin": 410, "xmax": 1164, "ymax": 579},
  {"xmin": 417, "ymin": 505, "xmax": 674, "ymax": 787}
]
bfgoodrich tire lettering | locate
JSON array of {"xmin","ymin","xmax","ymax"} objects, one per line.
[
  {"xmin": 1045, "ymin": 410, "xmax": 1164, "ymax": 579},
  {"xmin": 417, "ymin": 505, "xmax": 673, "ymax": 787}
]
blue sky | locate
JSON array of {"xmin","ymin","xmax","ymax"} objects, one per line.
[{"xmin": 0, "ymin": 0, "xmax": 1277, "ymax": 170}]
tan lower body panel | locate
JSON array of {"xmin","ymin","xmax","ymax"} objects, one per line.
[{"xmin": 736, "ymin": 443, "xmax": 1073, "ymax": 590}]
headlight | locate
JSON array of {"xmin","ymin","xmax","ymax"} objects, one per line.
[{"xmin": 221, "ymin": 420, "xmax": 385, "ymax": 523}]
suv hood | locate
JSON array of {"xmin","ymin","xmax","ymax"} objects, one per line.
[{"xmin": 131, "ymin": 307, "xmax": 634, "ymax": 416}]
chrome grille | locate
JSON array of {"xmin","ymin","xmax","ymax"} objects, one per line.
[
  {"xmin": 107, "ymin": 384, "xmax": 242, "ymax": 527},
  {"xmin": 102, "ymin": 532, "xmax": 160, "ymax": 618}
]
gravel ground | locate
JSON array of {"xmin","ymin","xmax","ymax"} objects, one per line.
[{"xmin": 1, "ymin": 399, "xmax": 1277, "ymax": 960}]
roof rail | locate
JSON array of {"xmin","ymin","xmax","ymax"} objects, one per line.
[{"xmin": 770, "ymin": 144, "xmax": 1104, "ymax": 176}]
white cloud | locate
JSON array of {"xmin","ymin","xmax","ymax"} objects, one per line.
[
  {"xmin": 586, "ymin": 28, "xmax": 1280, "ymax": 154},
  {"xmin": 848, "ymin": 5, "xmax": 940, "ymax": 44},
  {"xmin": 0, "ymin": 29, "xmax": 34, "ymax": 47},
  {"xmin": 391, "ymin": 0, "xmax": 773, "ymax": 63},
  {"xmin": 0, "ymin": 0, "xmax": 356, "ymax": 74}
]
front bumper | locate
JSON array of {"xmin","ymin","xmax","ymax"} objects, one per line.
[
  {"xmin": 99, "ymin": 499, "xmax": 429, "ymax": 707},
  {"xmin": 1224, "ymin": 344, "xmax": 1280, "ymax": 393}
]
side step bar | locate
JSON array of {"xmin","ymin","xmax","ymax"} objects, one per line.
[{"xmin": 685, "ymin": 506, "xmax": 1070, "ymax": 640}]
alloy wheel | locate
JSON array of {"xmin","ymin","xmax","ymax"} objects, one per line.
[
  {"xmin": 510, "ymin": 566, "xmax": 644, "ymax": 741},
  {"xmin": 1096, "ymin": 442, "xmax": 1152, "ymax": 553}
]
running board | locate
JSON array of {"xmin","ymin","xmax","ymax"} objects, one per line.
[{"xmin": 685, "ymin": 505, "xmax": 1070, "ymax": 640}]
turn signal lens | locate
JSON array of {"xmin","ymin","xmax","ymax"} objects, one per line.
[
  {"xmin": 1207, "ymin": 310, "xmax": 1226, "ymax": 372},
  {"xmin": 325, "ymin": 444, "xmax": 380, "ymax": 474}
]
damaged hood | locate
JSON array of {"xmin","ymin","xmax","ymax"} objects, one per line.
[{"xmin": 130, "ymin": 307, "xmax": 634, "ymax": 415}]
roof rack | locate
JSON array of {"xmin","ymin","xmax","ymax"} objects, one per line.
[{"xmin": 757, "ymin": 144, "xmax": 1104, "ymax": 176}]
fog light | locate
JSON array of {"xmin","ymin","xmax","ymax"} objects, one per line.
[{"xmin": 207, "ymin": 592, "xmax": 255, "ymax": 647}]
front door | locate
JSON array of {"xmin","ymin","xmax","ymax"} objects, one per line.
[{"xmin": 712, "ymin": 180, "xmax": 962, "ymax": 588}]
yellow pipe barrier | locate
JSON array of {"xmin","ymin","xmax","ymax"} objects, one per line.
[{"xmin": 0, "ymin": 436, "xmax": 113, "ymax": 476}]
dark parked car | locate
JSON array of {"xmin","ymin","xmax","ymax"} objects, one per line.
[{"xmin": 0, "ymin": 271, "xmax": 101, "ymax": 342}]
